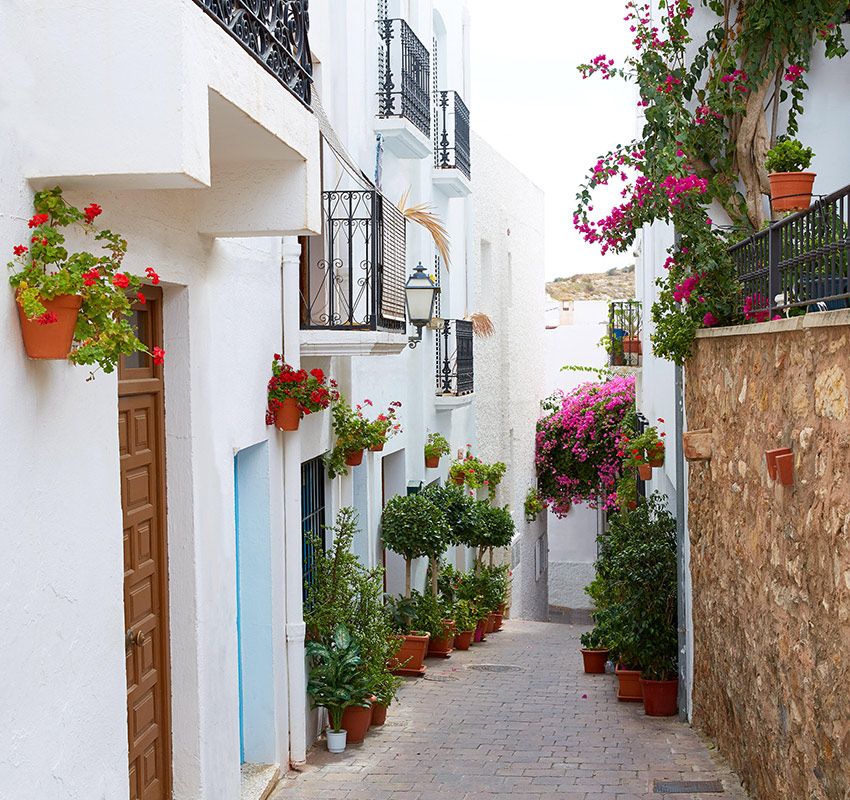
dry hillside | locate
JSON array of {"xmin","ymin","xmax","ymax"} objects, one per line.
[{"xmin": 546, "ymin": 265, "xmax": 635, "ymax": 301}]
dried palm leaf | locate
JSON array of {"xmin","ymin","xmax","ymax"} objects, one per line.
[
  {"xmin": 397, "ymin": 190, "xmax": 451, "ymax": 269},
  {"xmin": 469, "ymin": 312, "xmax": 495, "ymax": 338}
]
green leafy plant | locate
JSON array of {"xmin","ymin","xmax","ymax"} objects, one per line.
[
  {"xmin": 363, "ymin": 400, "xmax": 403, "ymax": 449},
  {"xmin": 424, "ymin": 431, "xmax": 451, "ymax": 460},
  {"xmin": 8, "ymin": 186, "xmax": 164, "ymax": 375},
  {"xmin": 411, "ymin": 591, "xmax": 452, "ymax": 640},
  {"xmin": 380, "ymin": 494, "xmax": 450, "ymax": 597},
  {"xmin": 580, "ymin": 627, "xmax": 608, "ymax": 651},
  {"xmin": 599, "ymin": 333, "xmax": 624, "ymax": 361},
  {"xmin": 615, "ymin": 468, "xmax": 638, "ymax": 512},
  {"xmin": 524, "ymin": 487, "xmax": 546, "ymax": 523},
  {"xmin": 473, "ymin": 505, "xmax": 516, "ymax": 569},
  {"xmin": 325, "ymin": 397, "xmax": 373, "ymax": 479},
  {"xmin": 764, "ymin": 137, "xmax": 815, "ymax": 174},
  {"xmin": 622, "ymin": 425, "xmax": 666, "ymax": 469},
  {"xmin": 384, "ymin": 594, "xmax": 422, "ymax": 635},
  {"xmin": 306, "ymin": 624, "xmax": 372, "ymax": 732},
  {"xmin": 448, "ymin": 447, "xmax": 506, "ymax": 499},
  {"xmin": 451, "ymin": 598, "xmax": 478, "ymax": 633}
]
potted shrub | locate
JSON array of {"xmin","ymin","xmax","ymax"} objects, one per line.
[
  {"xmin": 765, "ymin": 137, "xmax": 815, "ymax": 214},
  {"xmin": 450, "ymin": 599, "xmax": 477, "ymax": 650},
  {"xmin": 266, "ymin": 357, "xmax": 336, "ymax": 431},
  {"xmin": 624, "ymin": 426, "xmax": 665, "ymax": 480},
  {"xmin": 8, "ymin": 187, "xmax": 164, "ymax": 373},
  {"xmin": 306, "ymin": 625, "xmax": 372, "ymax": 753},
  {"xmin": 448, "ymin": 447, "xmax": 506, "ymax": 499},
  {"xmin": 424, "ymin": 431, "xmax": 451, "ymax": 468},
  {"xmin": 579, "ymin": 628, "xmax": 610, "ymax": 674},
  {"xmin": 385, "ymin": 595, "xmax": 430, "ymax": 677},
  {"xmin": 364, "ymin": 400, "xmax": 403, "ymax": 452},
  {"xmin": 325, "ymin": 397, "xmax": 373, "ymax": 478},
  {"xmin": 417, "ymin": 593, "xmax": 455, "ymax": 658}
]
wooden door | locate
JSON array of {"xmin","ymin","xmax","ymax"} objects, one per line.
[{"xmin": 119, "ymin": 286, "xmax": 172, "ymax": 800}]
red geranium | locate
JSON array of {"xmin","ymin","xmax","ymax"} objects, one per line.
[
  {"xmin": 28, "ymin": 213, "xmax": 49, "ymax": 229},
  {"xmin": 112, "ymin": 273, "xmax": 130, "ymax": 289},
  {"xmin": 266, "ymin": 355, "xmax": 337, "ymax": 422},
  {"xmin": 152, "ymin": 346, "xmax": 166, "ymax": 365},
  {"xmin": 13, "ymin": 245, "xmax": 27, "ymax": 256},
  {"xmin": 83, "ymin": 203, "xmax": 103, "ymax": 224}
]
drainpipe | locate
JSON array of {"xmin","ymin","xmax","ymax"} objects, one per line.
[
  {"xmin": 674, "ymin": 333, "xmax": 689, "ymax": 722},
  {"xmin": 281, "ymin": 238, "xmax": 307, "ymax": 766}
]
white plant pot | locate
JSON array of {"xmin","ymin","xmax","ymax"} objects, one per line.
[{"xmin": 326, "ymin": 729, "xmax": 347, "ymax": 753}]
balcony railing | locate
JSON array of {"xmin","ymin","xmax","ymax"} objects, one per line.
[
  {"xmin": 377, "ymin": 19, "xmax": 431, "ymax": 138},
  {"xmin": 729, "ymin": 184, "xmax": 850, "ymax": 318},
  {"xmin": 192, "ymin": 0, "xmax": 313, "ymax": 107},
  {"xmin": 300, "ymin": 191, "xmax": 407, "ymax": 332},
  {"xmin": 434, "ymin": 91, "xmax": 471, "ymax": 179},
  {"xmin": 608, "ymin": 300, "xmax": 642, "ymax": 367},
  {"xmin": 436, "ymin": 320, "xmax": 474, "ymax": 396}
]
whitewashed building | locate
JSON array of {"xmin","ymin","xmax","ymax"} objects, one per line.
[{"xmin": 0, "ymin": 2, "xmax": 544, "ymax": 799}]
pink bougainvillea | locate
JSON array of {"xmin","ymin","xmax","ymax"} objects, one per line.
[{"xmin": 535, "ymin": 375, "xmax": 636, "ymax": 514}]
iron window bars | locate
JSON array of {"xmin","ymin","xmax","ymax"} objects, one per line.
[
  {"xmin": 301, "ymin": 456, "xmax": 326, "ymax": 605},
  {"xmin": 377, "ymin": 18, "xmax": 431, "ymax": 138},
  {"xmin": 608, "ymin": 300, "xmax": 643, "ymax": 367},
  {"xmin": 436, "ymin": 319, "xmax": 474, "ymax": 396},
  {"xmin": 192, "ymin": 0, "xmax": 313, "ymax": 108},
  {"xmin": 300, "ymin": 190, "xmax": 407, "ymax": 332},
  {"xmin": 729, "ymin": 184, "xmax": 850, "ymax": 318},
  {"xmin": 434, "ymin": 90, "xmax": 471, "ymax": 179}
]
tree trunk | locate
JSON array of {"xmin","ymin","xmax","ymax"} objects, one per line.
[
  {"xmin": 476, "ymin": 547, "xmax": 485, "ymax": 575},
  {"xmin": 488, "ymin": 547, "xmax": 494, "ymax": 567},
  {"xmin": 405, "ymin": 558, "xmax": 411, "ymax": 598}
]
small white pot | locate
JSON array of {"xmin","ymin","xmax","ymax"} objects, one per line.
[{"xmin": 326, "ymin": 729, "xmax": 347, "ymax": 753}]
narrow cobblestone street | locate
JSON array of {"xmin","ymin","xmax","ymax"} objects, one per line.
[{"xmin": 275, "ymin": 621, "xmax": 748, "ymax": 800}]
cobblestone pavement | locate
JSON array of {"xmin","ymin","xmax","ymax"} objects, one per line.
[{"xmin": 274, "ymin": 620, "xmax": 749, "ymax": 800}]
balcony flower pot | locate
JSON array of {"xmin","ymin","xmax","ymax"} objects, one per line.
[
  {"xmin": 640, "ymin": 678, "xmax": 678, "ymax": 716},
  {"xmin": 427, "ymin": 635, "xmax": 454, "ymax": 658},
  {"xmin": 274, "ymin": 397, "xmax": 301, "ymax": 431},
  {"xmin": 16, "ymin": 293, "xmax": 82, "ymax": 360},
  {"xmin": 492, "ymin": 612, "xmax": 504, "ymax": 632},
  {"xmin": 326, "ymin": 729, "xmax": 347, "ymax": 754},
  {"xmin": 370, "ymin": 703, "xmax": 388, "ymax": 727},
  {"xmin": 340, "ymin": 703, "xmax": 373, "ymax": 744},
  {"xmin": 425, "ymin": 455, "xmax": 441, "ymax": 469},
  {"xmin": 345, "ymin": 449, "xmax": 364, "ymax": 467},
  {"xmin": 638, "ymin": 463, "xmax": 653, "ymax": 481},
  {"xmin": 369, "ymin": 443, "xmax": 385, "ymax": 452},
  {"xmin": 581, "ymin": 648, "xmax": 609, "ymax": 674},
  {"xmin": 615, "ymin": 664, "xmax": 643, "ymax": 702},
  {"xmin": 453, "ymin": 629, "xmax": 474, "ymax": 650},
  {"xmin": 769, "ymin": 171, "xmax": 816, "ymax": 214},
  {"xmin": 388, "ymin": 634, "xmax": 429, "ymax": 676}
]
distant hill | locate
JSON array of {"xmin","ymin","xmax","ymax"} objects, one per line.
[{"xmin": 546, "ymin": 265, "xmax": 635, "ymax": 301}]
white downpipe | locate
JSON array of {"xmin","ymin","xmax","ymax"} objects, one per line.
[{"xmin": 281, "ymin": 238, "xmax": 307, "ymax": 766}]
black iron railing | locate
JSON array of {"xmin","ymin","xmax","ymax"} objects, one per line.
[
  {"xmin": 729, "ymin": 185, "xmax": 850, "ymax": 318},
  {"xmin": 300, "ymin": 191, "xmax": 407, "ymax": 332},
  {"xmin": 436, "ymin": 319, "xmax": 474, "ymax": 396},
  {"xmin": 192, "ymin": 0, "xmax": 313, "ymax": 107},
  {"xmin": 608, "ymin": 300, "xmax": 642, "ymax": 367},
  {"xmin": 434, "ymin": 91, "xmax": 471, "ymax": 179},
  {"xmin": 377, "ymin": 18, "xmax": 431, "ymax": 138}
]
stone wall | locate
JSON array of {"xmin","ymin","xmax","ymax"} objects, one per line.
[{"xmin": 685, "ymin": 312, "xmax": 850, "ymax": 800}]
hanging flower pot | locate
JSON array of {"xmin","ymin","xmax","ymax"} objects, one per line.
[
  {"xmin": 768, "ymin": 171, "xmax": 816, "ymax": 213},
  {"xmin": 345, "ymin": 449, "xmax": 364, "ymax": 467},
  {"xmin": 425, "ymin": 455, "xmax": 440, "ymax": 469},
  {"xmin": 775, "ymin": 452, "xmax": 794, "ymax": 486},
  {"xmin": 274, "ymin": 397, "xmax": 301, "ymax": 431},
  {"xmin": 452, "ymin": 473, "xmax": 464, "ymax": 485},
  {"xmin": 638, "ymin": 463, "xmax": 653, "ymax": 481},
  {"xmin": 369, "ymin": 443, "xmax": 385, "ymax": 452},
  {"xmin": 16, "ymin": 293, "xmax": 82, "ymax": 359}
]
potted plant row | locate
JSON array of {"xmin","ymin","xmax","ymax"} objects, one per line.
[
  {"xmin": 448, "ymin": 447, "xmax": 506, "ymax": 500},
  {"xmin": 324, "ymin": 397, "xmax": 403, "ymax": 478}
]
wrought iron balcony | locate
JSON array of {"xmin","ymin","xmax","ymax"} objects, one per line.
[
  {"xmin": 434, "ymin": 91, "xmax": 471, "ymax": 179},
  {"xmin": 377, "ymin": 18, "xmax": 431, "ymax": 139},
  {"xmin": 608, "ymin": 300, "xmax": 642, "ymax": 367},
  {"xmin": 300, "ymin": 191, "xmax": 407, "ymax": 333},
  {"xmin": 436, "ymin": 320, "xmax": 474, "ymax": 396},
  {"xmin": 729, "ymin": 183, "xmax": 850, "ymax": 318},
  {"xmin": 192, "ymin": 0, "xmax": 313, "ymax": 108}
]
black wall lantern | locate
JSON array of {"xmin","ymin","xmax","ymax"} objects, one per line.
[{"xmin": 404, "ymin": 262, "xmax": 438, "ymax": 348}]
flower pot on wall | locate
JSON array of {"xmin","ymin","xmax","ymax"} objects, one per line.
[
  {"xmin": 581, "ymin": 649, "xmax": 609, "ymax": 674},
  {"xmin": 638, "ymin": 463, "xmax": 653, "ymax": 481},
  {"xmin": 765, "ymin": 447, "xmax": 793, "ymax": 481},
  {"xmin": 769, "ymin": 171, "xmax": 816, "ymax": 213},
  {"xmin": 775, "ymin": 452, "xmax": 794, "ymax": 486},
  {"xmin": 369, "ymin": 443, "xmax": 385, "ymax": 452},
  {"xmin": 275, "ymin": 397, "xmax": 301, "ymax": 431},
  {"xmin": 388, "ymin": 634, "xmax": 429, "ymax": 676},
  {"xmin": 326, "ymin": 729, "xmax": 347, "ymax": 753},
  {"xmin": 452, "ymin": 474, "xmax": 464, "ymax": 485},
  {"xmin": 615, "ymin": 665, "xmax": 643, "ymax": 702},
  {"xmin": 683, "ymin": 429, "xmax": 712, "ymax": 462},
  {"xmin": 16, "ymin": 294, "xmax": 82, "ymax": 359},
  {"xmin": 345, "ymin": 449, "xmax": 364, "ymax": 467},
  {"xmin": 425, "ymin": 455, "xmax": 440, "ymax": 469},
  {"xmin": 640, "ymin": 678, "xmax": 679, "ymax": 716},
  {"xmin": 340, "ymin": 703, "xmax": 372, "ymax": 744}
]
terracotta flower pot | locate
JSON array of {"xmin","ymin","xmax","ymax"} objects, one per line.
[
  {"xmin": 274, "ymin": 397, "xmax": 301, "ymax": 431},
  {"xmin": 769, "ymin": 171, "xmax": 816, "ymax": 213},
  {"xmin": 486, "ymin": 613, "xmax": 497, "ymax": 634},
  {"xmin": 581, "ymin": 648, "xmax": 609, "ymax": 674},
  {"xmin": 388, "ymin": 634, "xmax": 429, "ymax": 676},
  {"xmin": 427, "ymin": 635, "xmax": 454, "ymax": 658},
  {"xmin": 369, "ymin": 443, "xmax": 385, "ymax": 452},
  {"xmin": 474, "ymin": 619, "xmax": 487, "ymax": 642},
  {"xmin": 370, "ymin": 703, "xmax": 388, "ymax": 727},
  {"xmin": 776, "ymin": 452, "xmax": 794, "ymax": 486},
  {"xmin": 454, "ymin": 630, "xmax": 474, "ymax": 650},
  {"xmin": 641, "ymin": 678, "xmax": 679, "ymax": 716},
  {"xmin": 615, "ymin": 664, "xmax": 643, "ymax": 702},
  {"xmin": 425, "ymin": 454, "xmax": 440, "ymax": 469},
  {"xmin": 16, "ymin": 293, "xmax": 82, "ymax": 359},
  {"xmin": 765, "ymin": 447, "xmax": 793, "ymax": 481},
  {"xmin": 638, "ymin": 463, "xmax": 653, "ymax": 481},
  {"xmin": 345, "ymin": 449, "xmax": 364, "ymax": 467},
  {"xmin": 340, "ymin": 703, "xmax": 372, "ymax": 743},
  {"xmin": 623, "ymin": 336, "xmax": 642, "ymax": 355},
  {"xmin": 452, "ymin": 473, "xmax": 464, "ymax": 485},
  {"xmin": 627, "ymin": 500, "xmax": 638, "ymax": 510},
  {"xmin": 492, "ymin": 612, "xmax": 503, "ymax": 632},
  {"xmin": 649, "ymin": 454, "xmax": 664, "ymax": 468}
]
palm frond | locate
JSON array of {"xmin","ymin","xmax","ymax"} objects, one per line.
[
  {"xmin": 469, "ymin": 312, "xmax": 495, "ymax": 338},
  {"xmin": 397, "ymin": 190, "xmax": 451, "ymax": 269}
]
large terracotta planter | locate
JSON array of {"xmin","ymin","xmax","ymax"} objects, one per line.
[
  {"xmin": 474, "ymin": 619, "xmax": 488, "ymax": 642},
  {"xmin": 274, "ymin": 397, "xmax": 301, "ymax": 431},
  {"xmin": 769, "ymin": 171, "xmax": 816, "ymax": 213},
  {"xmin": 638, "ymin": 463, "xmax": 653, "ymax": 481},
  {"xmin": 492, "ymin": 612, "xmax": 504, "ymax": 632},
  {"xmin": 370, "ymin": 703, "xmax": 388, "ymax": 727},
  {"xmin": 340, "ymin": 703, "xmax": 372, "ymax": 743},
  {"xmin": 454, "ymin": 630, "xmax": 474, "ymax": 650},
  {"xmin": 641, "ymin": 678, "xmax": 679, "ymax": 716},
  {"xmin": 581, "ymin": 648, "xmax": 609, "ymax": 674},
  {"xmin": 425, "ymin": 454, "xmax": 440, "ymax": 469},
  {"xmin": 16, "ymin": 293, "xmax": 82, "ymax": 359},
  {"xmin": 388, "ymin": 634, "xmax": 429, "ymax": 676},
  {"xmin": 615, "ymin": 665, "xmax": 643, "ymax": 702},
  {"xmin": 345, "ymin": 449, "xmax": 364, "ymax": 467},
  {"xmin": 427, "ymin": 635, "xmax": 454, "ymax": 658}
]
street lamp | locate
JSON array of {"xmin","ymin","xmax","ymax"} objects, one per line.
[{"xmin": 404, "ymin": 262, "xmax": 438, "ymax": 348}]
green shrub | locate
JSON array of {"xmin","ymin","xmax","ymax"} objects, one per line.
[{"xmin": 765, "ymin": 137, "xmax": 814, "ymax": 173}]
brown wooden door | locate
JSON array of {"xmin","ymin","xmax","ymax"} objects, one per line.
[{"xmin": 119, "ymin": 286, "xmax": 172, "ymax": 800}]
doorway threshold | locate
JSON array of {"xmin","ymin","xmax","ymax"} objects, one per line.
[{"xmin": 241, "ymin": 763, "xmax": 280, "ymax": 800}]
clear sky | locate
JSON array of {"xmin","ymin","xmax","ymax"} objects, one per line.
[{"xmin": 468, "ymin": 0, "xmax": 636, "ymax": 280}]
